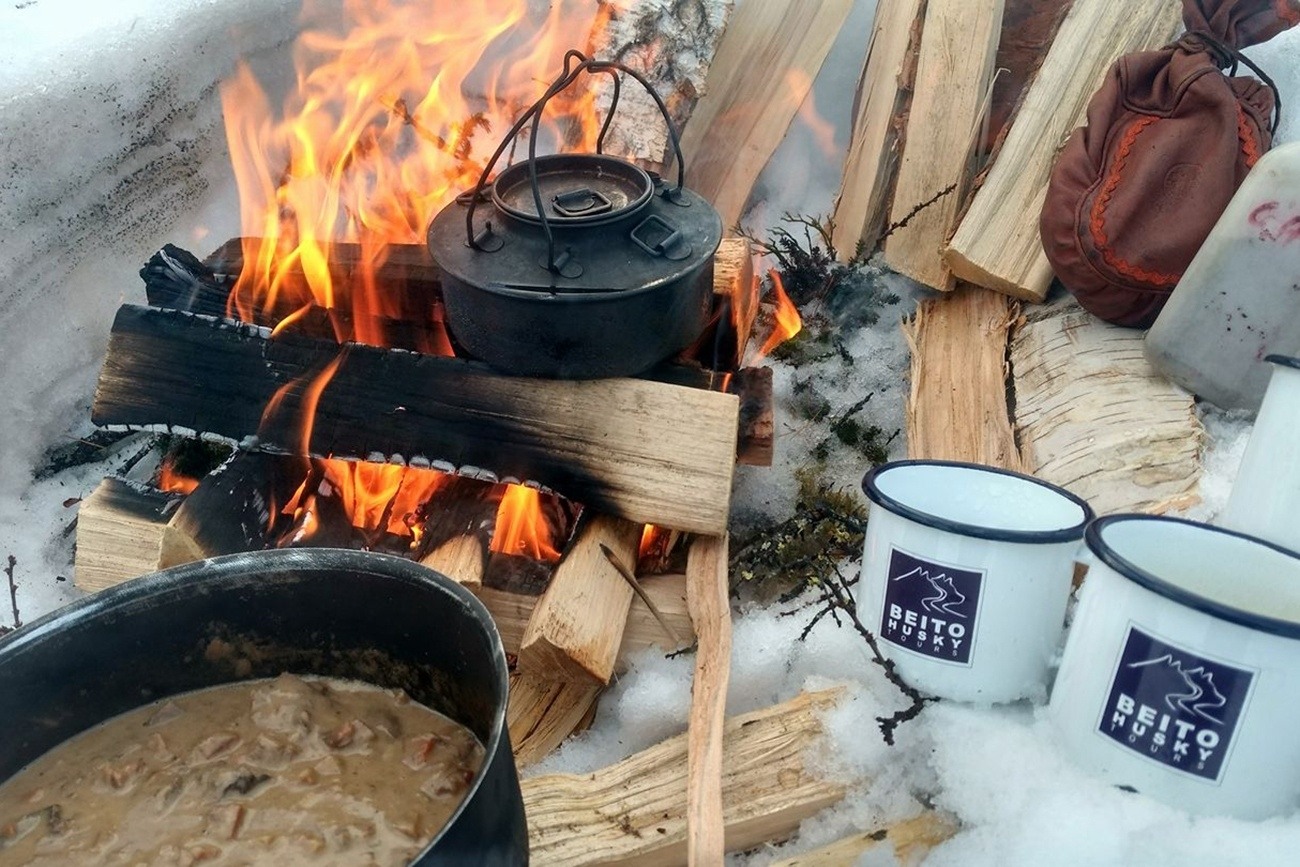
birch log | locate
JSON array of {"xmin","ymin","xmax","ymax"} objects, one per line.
[
  {"xmin": 943, "ymin": 0, "xmax": 1183, "ymax": 301},
  {"xmin": 1011, "ymin": 299, "xmax": 1203, "ymax": 513},
  {"xmin": 881, "ymin": 0, "xmax": 1005, "ymax": 292},
  {"xmin": 678, "ymin": 0, "xmax": 854, "ymax": 228},
  {"xmin": 581, "ymin": 0, "xmax": 734, "ymax": 169},
  {"xmin": 903, "ymin": 285, "xmax": 1026, "ymax": 470},
  {"xmin": 830, "ymin": 0, "xmax": 925, "ymax": 259}
]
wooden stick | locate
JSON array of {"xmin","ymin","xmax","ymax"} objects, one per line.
[
  {"xmin": 943, "ymin": 0, "xmax": 1183, "ymax": 301},
  {"xmin": 93, "ymin": 304, "xmax": 739, "ymax": 534},
  {"xmin": 523, "ymin": 690, "xmax": 846, "ymax": 865},
  {"xmin": 419, "ymin": 534, "xmax": 486, "ymax": 591},
  {"xmin": 1011, "ymin": 298, "xmax": 1203, "ymax": 513},
  {"xmin": 686, "ymin": 533, "xmax": 732, "ymax": 867},
  {"xmin": 517, "ymin": 516, "xmax": 642, "ymax": 685},
  {"xmin": 678, "ymin": 0, "xmax": 855, "ymax": 228},
  {"xmin": 881, "ymin": 0, "xmax": 1005, "ymax": 291},
  {"xmin": 831, "ymin": 0, "xmax": 926, "ymax": 259},
  {"xmin": 902, "ymin": 284, "xmax": 1026, "ymax": 470},
  {"xmin": 600, "ymin": 543, "xmax": 683, "ymax": 648},
  {"xmin": 768, "ymin": 812, "xmax": 958, "ymax": 867}
]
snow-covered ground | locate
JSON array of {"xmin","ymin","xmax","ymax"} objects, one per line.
[{"xmin": 2, "ymin": 1, "xmax": 1300, "ymax": 864}]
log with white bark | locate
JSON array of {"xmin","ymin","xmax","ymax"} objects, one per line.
[
  {"xmin": 881, "ymin": 0, "xmax": 1005, "ymax": 292},
  {"xmin": 943, "ymin": 0, "xmax": 1183, "ymax": 301},
  {"xmin": 1011, "ymin": 298, "xmax": 1203, "ymax": 513}
]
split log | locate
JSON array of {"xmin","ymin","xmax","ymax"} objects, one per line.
[
  {"xmin": 881, "ymin": 0, "xmax": 1005, "ymax": 292},
  {"xmin": 420, "ymin": 534, "xmax": 486, "ymax": 591},
  {"xmin": 508, "ymin": 674, "xmax": 603, "ymax": 768},
  {"xmin": 93, "ymin": 304, "xmax": 739, "ymax": 534},
  {"xmin": 902, "ymin": 285, "xmax": 1026, "ymax": 470},
  {"xmin": 943, "ymin": 0, "xmax": 1183, "ymax": 301},
  {"xmin": 517, "ymin": 516, "xmax": 642, "ymax": 685},
  {"xmin": 696, "ymin": 237, "xmax": 758, "ymax": 371},
  {"xmin": 830, "ymin": 0, "xmax": 926, "ymax": 259},
  {"xmin": 578, "ymin": 0, "xmax": 733, "ymax": 169},
  {"xmin": 686, "ymin": 533, "xmax": 732, "ymax": 867},
  {"xmin": 1011, "ymin": 298, "xmax": 1203, "ymax": 513},
  {"xmin": 678, "ymin": 0, "xmax": 856, "ymax": 228},
  {"xmin": 768, "ymin": 812, "xmax": 958, "ymax": 867},
  {"xmin": 735, "ymin": 366, "xmax": 774, "ymax": 467},
  {"xmin": 74, "ymin": 478, "xmax": 184, "ymax": 593},
  {"xmin": 523, "ymin": 689, "xmax": 847, "ymax": 865}
]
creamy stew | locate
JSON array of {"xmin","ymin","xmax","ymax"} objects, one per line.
[{"xmin": 0, "ymin": 674, "xmax": 484, "ymax": 866}]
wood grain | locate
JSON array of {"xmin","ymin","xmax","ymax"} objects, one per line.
[
  {"xmin": 882, "ymin": 0, "xmax": 1005, "ymax": 291},
  {"xmin": 768, "ymin": 812, "xmax": 958, "ymax": 867},
  {"xmin": 686, "ymin": 533, "xmax": 732, "ymax": 867}
]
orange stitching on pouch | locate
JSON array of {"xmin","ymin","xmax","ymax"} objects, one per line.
[
  {"xmin": 1238, "ymin": 104, "xmax": 1261, "ymax": 168},
  {"xmin": 1088, "ymin": 116, "xmax": 1180, "ymax": 288},
  {"xmin": 1278, "ymin": 1, "xmax": 1300, "ymax": 27}
]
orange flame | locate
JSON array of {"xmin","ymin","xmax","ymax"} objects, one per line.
[
  {"xmin": 220, "ymin": 0, "xmax": 603, "ymax": 342},
  {"xmin": 157, "ymin": 457, "xmax": 200, "ymax": 495},
  {"xmin": 491, "ymin": 484, "xmax": 560, "ymax": 562},
  {"xmin": 278, "ymin": 458, "xmax": 454, "ymax": 546},
  {"xmin": 756, "ymin": 271, "xmax": 803, "ymax": 358}
]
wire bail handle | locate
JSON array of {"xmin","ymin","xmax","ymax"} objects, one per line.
[{"xmin": 463, "ymin": 50, "xmax": 688, "ymax": 274}]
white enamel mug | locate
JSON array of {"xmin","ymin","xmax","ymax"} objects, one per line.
[
  {"xmin": 1219, "ymin": 354, "xmax": 1300, "ymax": 553},
  {"xmin": 1049, "ymin": 515, "xmax": 1300, "ymax": 819},
  {"xmin": 858, "ymin": 461, "xmax": 1093, "ymax": 703}
]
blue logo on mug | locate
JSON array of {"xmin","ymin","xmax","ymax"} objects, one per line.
[
  {"xmin": 880, "ymin": 548, "xmax": 982, "ymax": 665},
  {"xmin": 1099, "ymin": 626, "xmax": 1254, "ymax": 782}
]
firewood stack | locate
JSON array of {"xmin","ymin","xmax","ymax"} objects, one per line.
[{"xmin": 833, "ymin": 0, "xmax": 1204, "ymax": 514}]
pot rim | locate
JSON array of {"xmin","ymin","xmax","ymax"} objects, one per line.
[
  {"xmin": 861, "ymin": 459, "xmax": 1094, "ymax": 544},
  {"xmin": 0, "ymin": 548, "xmax": 513, "ymax": 855},
  {"xmin": 1265, "ymin": 354, "xmax": 1300, "ymax": 371},
  {"xmin": 1086, "ymin": 514, "xmax": 1300, "ymax": 640}
]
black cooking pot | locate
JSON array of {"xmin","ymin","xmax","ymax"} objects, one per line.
[
  {"xmin": 426, "ymin": 51, "xmax": 723, "ymax": 379},
  {"xmin": 0, "ymin": 549, "xmax": 527, "ymax": 866}
]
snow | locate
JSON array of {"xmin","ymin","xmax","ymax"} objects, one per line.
[{"xmin": 1, "ymin": 0, "xmax": 1299, "ymax": 863}]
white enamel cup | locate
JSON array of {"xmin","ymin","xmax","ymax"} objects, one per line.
[
  {"xmin": 1049, "ymin": 515, "xmax": 1300, "ymax": 819},
  {"xmin": 1219, "ymin": 355, "xmax": 1300, "ymax": 554},
  {"xmin": 858, "ymin": 460, "xmax": 1093, "ymax": 703}
]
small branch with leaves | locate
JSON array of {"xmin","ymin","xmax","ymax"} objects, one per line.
[{"xmin": 783, "ymin": 560, "xmax": 931, "ymax": 745}]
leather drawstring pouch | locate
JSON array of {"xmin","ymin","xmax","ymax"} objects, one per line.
[{"xmin": 1040, "ymin": 0, "xmax": 1298, "ymax": 327}]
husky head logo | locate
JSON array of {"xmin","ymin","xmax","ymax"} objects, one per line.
[
  {"xmin": 1099, "ymin": 626, "xmax": 1254, "ymax": 782},
  {"xmin": 880, "ymin": 549, "xmax": 983, "ymax": 665}
]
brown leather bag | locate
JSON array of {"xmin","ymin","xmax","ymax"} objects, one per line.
[{"xmin": 1040, "ymin": 0, "xmax": 1297, "ymax": 327}]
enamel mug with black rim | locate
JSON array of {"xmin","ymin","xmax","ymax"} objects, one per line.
[
  {"xmin": 858, "ymin": 461, "xmax": 1093, "ymax": 704},
  {"xmin": 1049, "ymin": 515, "xmax": 1300, "ymax": 819}
]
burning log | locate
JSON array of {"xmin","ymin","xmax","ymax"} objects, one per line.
[
  {"xmin": 902, "ymin": 285, "xmax": 1026, "ymax": 470},
  {"xmin": 943, "ymin": 0, "xmax": 1183, "ymax": 301},
  {"xmin": 517, "ymin": 516, "xmax": 642, "ymax": 685},
  {"xmin": 523, "ymin": 689, "xmax": 847, "ymax": 865},
  {"xmin": 419, "ymin": 535, "xmax": 487, "ymax": 592},
  {"xmin": 831, "ymin": 0, "xmax": 926, "ymax": 259},
  {"xmin": 735, "ymin": 366, "xmax": 774, "ymax": 467},
  {"xmin": 92, "ymin": 304, "xmax": 739, "ymax": 534},
  {"xmin": 678, "ymin": 0, "xmax": 856, "ymax": 228}
]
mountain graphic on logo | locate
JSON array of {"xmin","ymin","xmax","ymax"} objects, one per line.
[
  {"xmin": 1127, "ymin": 654, "xmax": 1228, "ymax": 725},
  {"xmin": 893, "ymin": 566, "xmax": 968, "ymax": 618}
]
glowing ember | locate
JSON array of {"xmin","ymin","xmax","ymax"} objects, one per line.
[
  {"xmin": 755, "ymin": 270, "xmax": 803, "ymax": 358},
  {"xmin": 157, "ymin": 457, "xmax": 201, "ymax": 495},
  {"xmin": 491, "ymin": 484, "xmax": 561, "ymax": 562},
  {"xmin": 220, "ymin": 0, "xmax": 602, "ymax": 345}
]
